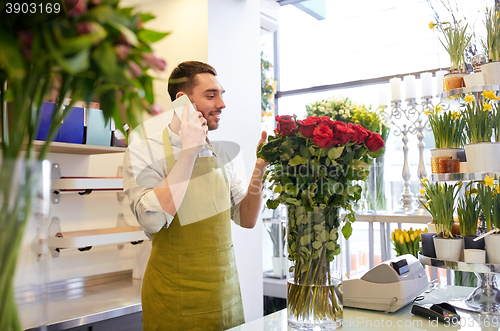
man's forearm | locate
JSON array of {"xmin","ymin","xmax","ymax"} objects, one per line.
[
  {"xmin": 153, "ymin": 150, "xmax": 198, "ymax": 216},
  {"xmin": 239, "ymin": 160, "xmax": 267, "ymax": 228}
]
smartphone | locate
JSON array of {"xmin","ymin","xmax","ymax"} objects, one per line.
[{"xmin": 172, "ymin": 94, "xmax": 196, "ymax": 121}]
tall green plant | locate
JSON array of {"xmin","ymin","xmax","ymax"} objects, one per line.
[
  {"xmin": 476, "ymin": 175, "xmax": 497, "ymax": 232},
  {"xmin": 425, "ymin": 104, "xmax": 465, "ymax": 148},
  {"xmin": 461, "ymin": 92, "xmax": 498, "ymax": 143},
  {"xmin": 420, "ymin": 178, "xmax": 462, "ymax": 238},
  {"xmin": 482, "ymin": 7, "xmax": 500, "ymax": 62},
  {"xmin": 0, "ymin": 1, "xmax": 168, "ymax": 330},
  {"xmin": 430, "ymin": 20, "xmax": 472, "ymax": 71},
  {"xmin": 457, "ymin": 183, "xmax": 480, "ymax": 236}
]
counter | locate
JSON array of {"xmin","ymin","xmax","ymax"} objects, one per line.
[{"xmin": 229, "ymin": 285, "xmax": 500, "ymax": 330}]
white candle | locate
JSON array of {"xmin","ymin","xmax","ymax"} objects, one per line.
[
  {"xmin": 420, "ymin": 72, "xmax": 433, "ymax": 97},
  {"xmin": 390, "ymin": 77, "xmax": 401, "ymax": 102},
  {"xmin": 435, "ymin": 70, "xmax": 447, "ymax": 96},
  {"xmin": 404, "ymin": 74, "xmax": 416, "ymax": 99},
  {"xmin": 378, "ymin": 85, "xmax": 388, "ymax": 107}
]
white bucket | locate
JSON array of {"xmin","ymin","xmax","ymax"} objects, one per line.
[
  {"xmin": 463, "ymin": 72, "xmax": 485, "ymax": 88},
  {"xmin": 481, "ymin": 61, "xmax": 500, "ymax": 85},
  {"xmin": 464, "ymin": 143, "xmax": 500, "ymax": 173},
  {"xmin": 430, "ymin": 148, "xmax": 463, "ymax": 159},
  {"xmin": 485, "ymin": 235, "xmax": 500, "ymax": 264},
  {"xmin": 433, "ymin": 236, "xmax": 463, "ymax": 261}
]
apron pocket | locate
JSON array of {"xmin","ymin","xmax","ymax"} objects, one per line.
[{"xmin": 178, "ymin": 246, "xmax": 241, "ymax": 316}]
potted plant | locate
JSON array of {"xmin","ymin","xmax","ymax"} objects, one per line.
[
  {"xmin": 425, "ymin": 104, "xmax": 465, "ymax": 173},
  {"xmin": 0, "ymin": 2, "xmax": 168, "ymax": 330},
  {"xmin": 420, "ymin": 178, "xmax": 463, "ymax": 261},
  {"xmin": 430, "ymin": 20, "xmax": 472, "ymax": 91},
  {"xmin": 263, "ymin": 218, "xmax": 286, "ymax": 277},
  {"xmin": 477, "ymin": 175, "xmax": 500, "ymax": 264},
  {"xmin": 462, "ymin": 91, "xmax": 500, "ymax": 173},
  {"xmin": 258, "ymin": 114, "xmax": 385, "ymax": 329},
  {"xmin": 481, "ymin": 7, "xmax": 500, "ymax": 84},
  {"xmin": 457, "ymin": 183, "xmax": 485, "ymax": 262}
]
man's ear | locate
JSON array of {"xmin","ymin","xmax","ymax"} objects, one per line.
[{"xmin": 175, "ymin": 92, "xmax": 185, "ymax": 100}]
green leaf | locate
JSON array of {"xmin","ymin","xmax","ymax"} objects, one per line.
[
  {"xmin": 368, "ymin": 148, "xmax": 385, "ymax": 158},
  {"xmin": 300, "ymin": 235, "xmax": 311, "ymax": 246},
  {"xmin": 285, "ymin": 198, "xmax": 301, "ymax": 206},
  {"xmin": 140, "ymin": 13, "xmax": 156, "ymax": 23},
  {"xmin": 328, "ymin": 146, "xmax": 344, "ymax": 160},
  {"xmin": 326, "ymin": 241, "xmax": 337, "ymax": 250},
  {"xmin": 342, "ymin": 221, "xmax": 353, "ymax": 239},
  {"xmin": 54, "ymin": 23, "xmax": 107, "ymax": 54},
  {"xmin": 138, "ymin": 29, "xmax": 170, "ymax": 43},
  {"xmin": 330, "ymin": 229, "xmax": 338, "ymax": 240},
  {"xmin": 300, "ymin": 145, "xmax": 311, "ymax": 159},
  {"xmin": 0, "ymin": 29, "xmax": 26, "ymax": 79},
  {"xmin": 312, "ymin": 241, "xmax": 323, "ymax": 249},
  {"xmin": 289, "ymin": 155, "xmax": 308, "ymax": 166}
]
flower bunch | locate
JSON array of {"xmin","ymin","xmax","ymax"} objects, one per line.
[
  {"xmin": 391, "ymin": 228, "xmax": 427, "ymax": 259},
  {"xmin": 457, "ymin": 182, "xmax": 480, "ymax": 236},
  {"xmin": 306, "ymin": 96, "xmax": 352, "ymax": 122},
  {"xmin": 475, "ymin": 174, "xmax": 500, "ymax": 232},
  {"xmin": 258, "ymin": 114, "xmax": 384, "ymax": 325},
  {"xmin": 425, "ymin": 104, "xmax": 466, "ymax": 148},
  {"xmin": 261, "ymin": 52, "xmax": 276, "ymax": 120},
  {"xmin": 461, "ymin": 91, "xmax": 500, "ymax": 143},
  {"xmin": 429, "ymin": 20, "xmax": 471, "ymax": 72},
  {"xmin": 258, "ymin": 115, "xmax": 385, "ymax": 238},
  {"xmin": 420, "ymin": 178, "xmax": 463, "ymax": 238}
]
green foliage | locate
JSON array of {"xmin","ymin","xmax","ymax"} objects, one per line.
[
  {"xmin": 430, "ymin": 20, "xmax": 471, "ymax": 71},
  {"xmin": 457, "ymin": 182, "xmax": 480, "ymax": 236},
  {"xmin": 426, "ymin": 104, "xmax": 465, "ymax": 148},
  {"xmin": 461, "ymin": 91, "xmax": 499, "ymax": 143},
  {"xmin": 482, "ymin": 7, "xmax": 500, "ymax": 62},
  {"xmin": 420, "ymin": 178, "xmax": 462, "ymax": 238},
  {"xmin": 261, "ymin": 52, "xmax": 276, "ymax": 119}
]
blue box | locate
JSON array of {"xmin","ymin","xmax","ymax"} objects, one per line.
[
  {"xmin": 55, "ymin": 106, "xmax": 84, "ymax": 144},
  {"xmin": 86, "ymin": 108, "xmax": 112, "ymax": 146},
  {"xmin": 35, "ymin": 102, "xmax": 56, "ymax": 141}
]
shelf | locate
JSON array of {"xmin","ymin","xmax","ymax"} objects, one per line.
[
  {"xmin": 419, "ymin": 253, "xmax": 499, "ymax": 274},
  {"xmin": 52, "ymin": 177, "xmax": 123, "ymax": 191},
  {"xmin": 33, "ymin": 140, "xmax": 127, "ymax": 155},
  {"xmin": 439, "ymin": 84, "xmax": 500, "ymax": 104},
  {"xmin": 341, "ymin": 212, "xmax": 432, "ymax": 224},
  {"xmin": 49, "ymin": 226, "xmax": 147, "ymax": 250},
  {"xmin": 429, "ymin": 172, "xmax": 500, "ymax": 182}
]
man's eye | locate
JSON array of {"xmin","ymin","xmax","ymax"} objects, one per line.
[{"xmin": 207, "ymin": 95, "xmax": 214, "ymax": 99}]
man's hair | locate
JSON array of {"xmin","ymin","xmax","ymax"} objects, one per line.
[{"xmin": 167, "ymin": 61, "xmax": 217, "ymax": 101}]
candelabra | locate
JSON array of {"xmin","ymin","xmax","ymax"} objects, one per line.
[{"xmin": 390, "ymin": 97, "xmax": 433, "ymax": 214}]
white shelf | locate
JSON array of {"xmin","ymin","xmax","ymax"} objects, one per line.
[
  {"xmin": 52, "ymin": 177, "xmax": 123, "ymax": 191},
  {"xmin": 49, "ymin": 226, "xmax": 147, "ymax": 249},
  {"xmin": 35, "ymin": 140, "xmax": 126, "ymax": 155},
  {"xmin": 439, "ymin": 84, "xmax": 500, "ymax": 104},
  {"xmin": 343, "ymin": 212, "xmax": 432, "ymax": 224},
  {"xmin": 430, "ymin": 172, "xmax": 500, "ymax": 182}
]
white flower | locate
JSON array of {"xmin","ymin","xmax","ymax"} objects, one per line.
[
  {"xmin": 318, "ymin": 106, "xmax": 325, "ymax": 112},
  {"xmin": 332, "ymin": 111, "xmax": 338, "ymax": 116},
  {"xmin": 312, "ymin": 106, "xmax": 317, "ymax": 111},
  {"xmin": 342, "ymin": 114, "xmax": 348, "ymax": 119},
  {"xmin": 339, "ymin": 109, "xmax": 344, "ymax": 115}
]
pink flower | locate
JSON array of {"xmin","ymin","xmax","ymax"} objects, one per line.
[
  {"xmin": 151, "ymin": 103, "xmax": 163, "ymax": 115},
  {"xmin": 143, "ymin": 53, "xmax": 166, "ymax": 72},
  {"xmin": 76, "ymin": 22, "xmax": 95, "ymax": 34},
  {"xmin": 128, "ymin": 61, "xmax": 142, "ymax": 78},
  {"xmin": 66, "ymin": 0, "xmax": 88, "ymax": 17},
  {"xmin": 115, "ymin": 45, "xmax": 130, "ymax": 62}
]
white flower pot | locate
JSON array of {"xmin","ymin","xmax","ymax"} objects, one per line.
[
  {"xmin": 433, "ymin": 236, "xmax": 463, "ymax": 261},
  {"xmin": 485, "ymin": 235, "xmax": 500, "ymax": 264},
  {"xmin": 463, "ymin": 72, "xmax": 485, "ymax": 87},
  {"xmin": 481, "ymin": 61, "xmax": 500, "ymax": 85},
  {"xmin": 464, "ymin": 249, "xmax": 486, "ymax": 263},
  {"xmin": 430, "ymin": 148, "xmax": 463, "ymax": 159},
  {"xmin": 464, "ymin": 142, "xmax": 500, "ymax": 173}
]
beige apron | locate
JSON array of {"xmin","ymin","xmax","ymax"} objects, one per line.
[{"xmin": 141, "ymin": 128, "xmax": 245, "ymax": 331}]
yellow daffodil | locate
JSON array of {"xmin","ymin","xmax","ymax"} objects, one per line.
[
  {"xmin": 483, "ymin": 102, "xmax": 492, "ymax": 112},
  {"xmin": 434, "ymin": 104, "xmax": 443, "ymax": 113},
  {"xmin": 482, "ymin": 90, "xmax": 497, "ymax": 100},
  {"xmin": 421, "ymin": 177, "xmax": 429, "ymax": 185},
  {"xmin": 429, "ymin": 22, "xmax": 436, "ymax": 31},
  {"xmin": 464, "ymin": 93, "xmax": 475, "ymax": 104},
  {"xmin": 458, "ymin": 181, "xmax": 463, "ymax": 187},
  {"xmin": 419, "ymin": 189, "xmax": 425, "ymax": 195},
  {"xmin": 470, "ymin": 187, "xmax": 478, "ymax": 196},
  {"xmin": 424, "ymin": 110, "xmax": 430, "ymax": 115},
  {"xmin": 485, "ymin": 174, "xmax": 495, "ymax": 188}
]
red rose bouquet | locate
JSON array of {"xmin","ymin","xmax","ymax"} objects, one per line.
[{"xmin": 257, "ymin": 114, "xmax": 384, "ymax": 328}]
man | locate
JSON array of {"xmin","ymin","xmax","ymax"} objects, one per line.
[{"xmin": 123, "ymin": 61, "xmax": 268, "ymax": 331}]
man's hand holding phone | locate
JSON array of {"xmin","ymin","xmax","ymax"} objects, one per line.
[{"xmin": 179, "ymin": 104, "xmax": 207, "ymax": 155}]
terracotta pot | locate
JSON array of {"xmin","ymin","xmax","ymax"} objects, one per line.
[{"xmin": 443, "ymin": 71, "xmax": 467, "ymax": 92}]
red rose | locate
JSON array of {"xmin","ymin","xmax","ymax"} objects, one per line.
[
  {"xmin": 313, "ymin": 125, "xmax": 336, "ymax": 148},
  {"xmin": 275, "ymin": 115, "xmax": 297, "ymax": 136},
  {"xmin": 348, "ymin": 123, "xmax": 370, "ymax": 144},
  {"xmin": 365, "ymin": 133, "xmax": 385, "ymax": 152},
  {"xmin": 298, "ymin": 117, "xmax": 318, "ymax": 138},
  {"xmin": 332, "ymin": 122, "xmax": 355, "ymax": 145},
  {"xmin": 318, "ymin": 116, "xmax": 336, "ymax": 130}
]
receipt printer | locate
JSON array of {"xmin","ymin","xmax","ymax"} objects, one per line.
[{"xmin": 344, "ymin": 254, "xmax": 429, "ymax": 312}]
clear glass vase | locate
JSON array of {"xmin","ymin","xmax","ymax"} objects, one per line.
[
  {"xmin": 286, "ymin": 206, "xmax": 343, "ymax": 330},
  {"xmin": 0, "ymin": 158, "xmax": 50, "ymax": 331}
]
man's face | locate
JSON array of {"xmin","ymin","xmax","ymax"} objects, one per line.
[{"xmin": 186, "ymin": 73, "xmax": 226, "ymax": 131}]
